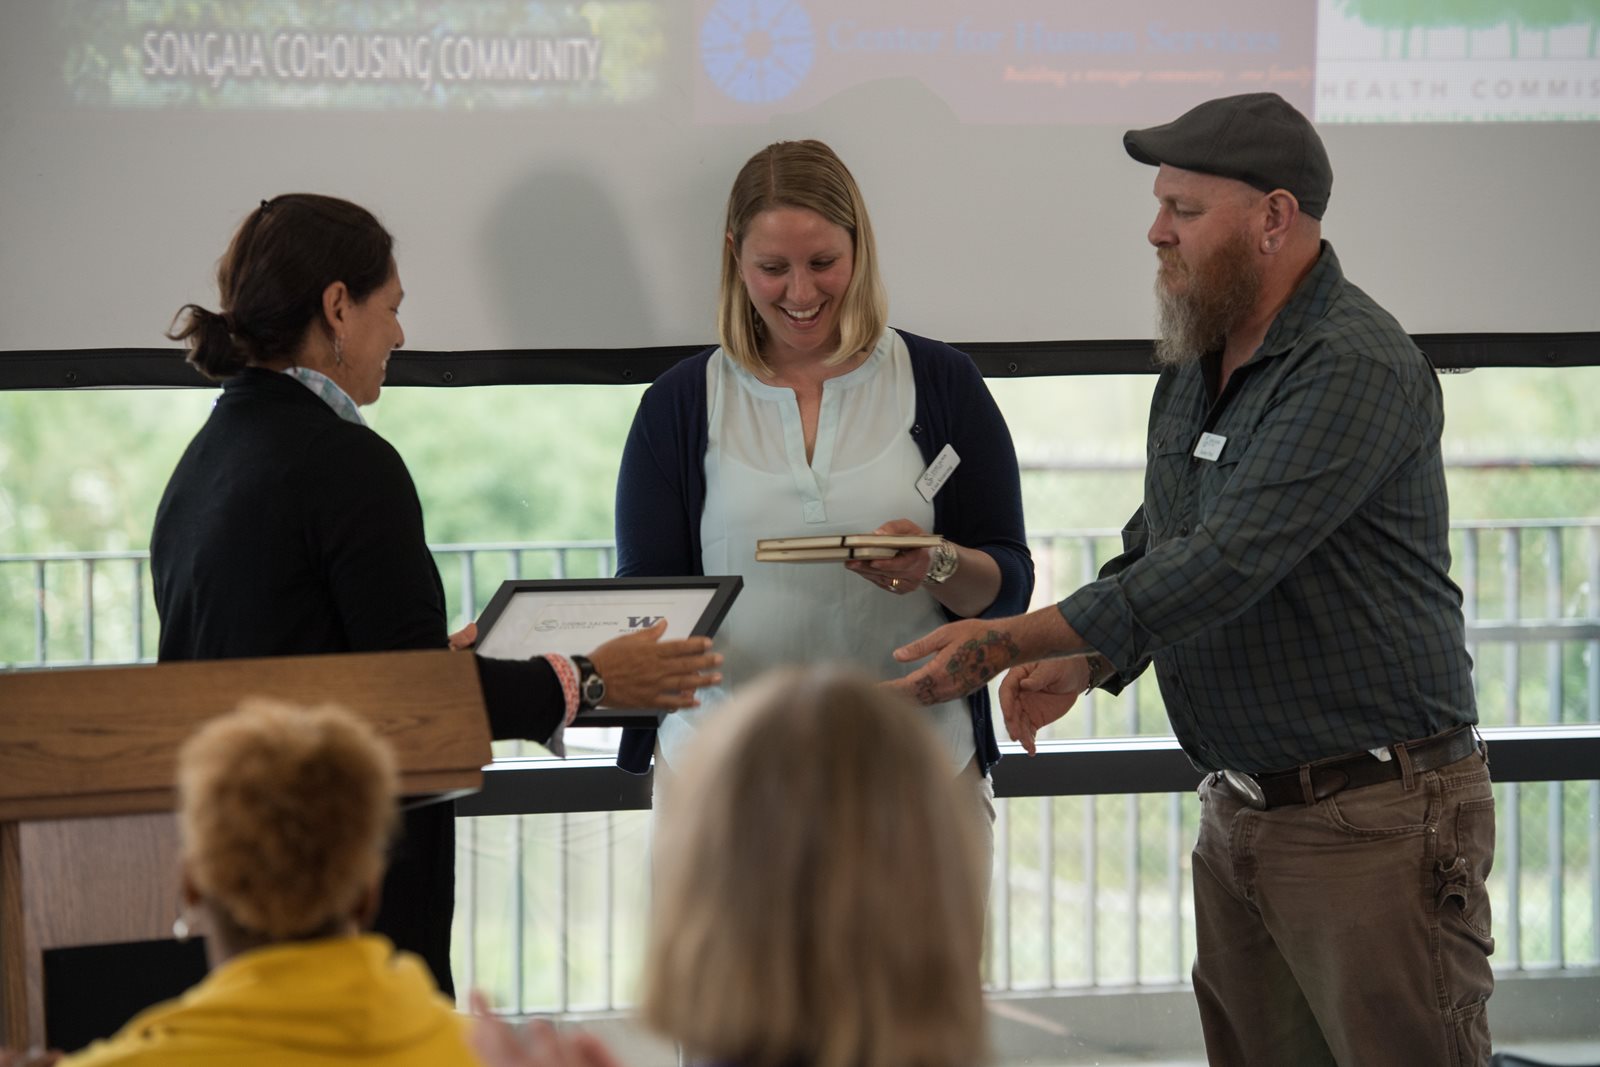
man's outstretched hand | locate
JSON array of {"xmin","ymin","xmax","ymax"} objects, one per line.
[
  {"xmin": 999, "ymin": 658, "xmax": 1091, "ymax": 754},
  {"xmin": 888, "ymin": 619, "xmax": 1023, "ymax": 707}
]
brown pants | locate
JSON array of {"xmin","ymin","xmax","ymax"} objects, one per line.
[{"xmin": 1192, "ymin": 748, "xmax": 1495, "ymax": 1066}]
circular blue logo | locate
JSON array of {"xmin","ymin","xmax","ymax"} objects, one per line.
[{"xmin": 700, "ymin": 0, "xmax": 814, "ymax": 105}]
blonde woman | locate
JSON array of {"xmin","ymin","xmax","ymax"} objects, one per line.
[
  {"xmin": 473, "ymin": 668, "xmax": 988, "ymax": 1067},
  {"xmin": 614, "ymin": 141, "xmax": 1032, "ymax": 875},
  {"xmin": 64, "ymin": 700, "xmax": 480, "ymax": 1066}
]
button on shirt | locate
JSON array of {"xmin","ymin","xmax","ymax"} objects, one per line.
[{"xmin": 1058, "ymin": 244, "xmax": 1476, "ymax": 773}]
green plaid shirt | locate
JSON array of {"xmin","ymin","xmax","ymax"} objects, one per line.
[{"xmin": 1059, "ymin": 243, "xmax": 1476, "ymax": 773}]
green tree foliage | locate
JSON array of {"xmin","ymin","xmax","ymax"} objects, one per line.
[
  {"xmin": 2, "ymin": 368, "xmax": 1597, "ymax": 669},
  {"xmin": 370, "ymin": 384, "xmax": 644, "ymax": 544},
  {"xmin": 1335, "ymin": 0, "xmax": 1600, "ymax": 56},
  {"xmin": 0, "ymin": 388, "xmax": 216, "ymax": 553}
]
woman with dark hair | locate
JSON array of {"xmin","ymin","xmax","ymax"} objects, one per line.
[
  {"xmin": 614, "ymin": 143, "xmax": 1032, "ymax": 876},
  {"xmin": 152, "ymin": 194, "xmax": 721, "ymax": 994}
]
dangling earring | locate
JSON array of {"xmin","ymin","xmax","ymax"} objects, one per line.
[
  {"xmin": 333, "ymin": 334, "xmax": 345, "ymax": 367},
  {"xmin": 172, "ymin": 906, "xmax": 199, "ymax": 942}
]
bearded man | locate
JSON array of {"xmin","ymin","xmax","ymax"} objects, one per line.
[{"xmin": 892, "ymin": 93, "xmax": 1493, "ymax": 1065}]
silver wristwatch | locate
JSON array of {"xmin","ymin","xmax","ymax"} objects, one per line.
[
  {"xmin": 1082, "ymin": 652, "xmax": 1109, "ymax": 693},
  {"xmin": 570, "ymin": 653, "xmax": 606, "ymax": 710},
  {"xmin": 924, "ymin": 540, "xmax": 959, "ymax": 584}
]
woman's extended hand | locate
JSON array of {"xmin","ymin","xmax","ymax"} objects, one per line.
[
  {"xmin": 845, "ymin": 518, "xmax": 935, "ymax": 595},
  {"xmin": 586, "ymin": 619, "xmax": 723, "ymax": 710}
]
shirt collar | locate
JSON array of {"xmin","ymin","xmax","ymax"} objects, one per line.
[
  {"xmin": 1256, "ymin": 240, "xmax": 1345, "ymax": 360},
  {"xmin": 281, "ymin": 367, "xmax": 367, "ymax": 427}
]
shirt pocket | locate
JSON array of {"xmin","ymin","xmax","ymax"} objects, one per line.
[
  {"xmin": 1144, "ymin": 418, "xmax": 1196, "ymax": 539},
  {"xmin": 1196, "ymin": 429, "xmax": 1251, "ymax": 515}
]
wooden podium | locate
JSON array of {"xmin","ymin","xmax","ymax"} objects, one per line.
[{"xmin": 0, "ymin": 649, "xmax": 491, "ymax": 1049}]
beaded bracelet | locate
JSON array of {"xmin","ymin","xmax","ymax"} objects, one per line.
[{"xmin": 542, "ymin": 653, "xmax": 582, "ymax": 727}]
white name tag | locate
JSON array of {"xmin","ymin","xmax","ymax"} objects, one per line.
[
  {"xmin": 1193, "ymin": 432, "xmax": 1227, "ymax": 462},
  {"xmin": 916, "ymin": 444, "xmax": 960, "ymax": 503}
]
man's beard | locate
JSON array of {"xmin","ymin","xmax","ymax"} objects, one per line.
[{"xmin": 1153, "ymin": 231, "xmax": 1262, "ymax": 367}]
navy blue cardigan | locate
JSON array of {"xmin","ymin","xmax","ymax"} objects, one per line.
[{"xmin": 613, "ymin": 329, "xmax": 1033, "ymax": 774}]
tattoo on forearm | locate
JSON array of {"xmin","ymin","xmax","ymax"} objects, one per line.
[{"xmin": 944, "ymin": 629, "xmax": 1020, "ymax": 693}]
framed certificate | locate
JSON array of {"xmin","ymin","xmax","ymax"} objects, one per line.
[{"xmin": 473, "ymin": 576, "xmax": 742, "ymax": 726}]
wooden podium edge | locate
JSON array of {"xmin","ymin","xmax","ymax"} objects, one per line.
[
  {"xmin": 0, "ymin": 767, "xmax": 484, "ymax": 824},
  {"xmin": 0, "ymin": 650, "xmax": 491, "ymax": 822},
  {"xmin": 1, "ymin": 822, "xmax": 26, "ymax": 1046}
]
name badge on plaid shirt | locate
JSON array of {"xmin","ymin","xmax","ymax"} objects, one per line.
[{"xmin": 1193, "ymin": 432, "xmax": 1227, "ymax": 461}]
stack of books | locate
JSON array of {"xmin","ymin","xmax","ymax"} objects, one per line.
[{"xmin": 754, "ymin": 534, "xmax": 943, "ymax": 562}]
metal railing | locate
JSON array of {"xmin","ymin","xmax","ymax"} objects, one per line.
[
  {"xmin": 3, "ymin": 520, "xmax": 1599, "ymax": 1029},
  {"xmin": 0, "ymin": 541, "xmax": 619, "ymax": 670}
]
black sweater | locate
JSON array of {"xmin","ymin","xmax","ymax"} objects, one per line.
[{"xmin": 153, "ymin": 367, "xmax": 561, "ymax": 993}]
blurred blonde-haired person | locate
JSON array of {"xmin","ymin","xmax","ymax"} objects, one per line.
[
  {"xmin": 475, "ymin": 667, "xmax": 987, "ymax": 1067},
  {"xmin": 64, "ymin": 700, "xmax": 480, "ymax": 1066}
]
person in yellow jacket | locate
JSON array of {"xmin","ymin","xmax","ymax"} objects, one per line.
[{"xmin": 63, "ymin": 698, "xmax": 480, "ymax": 1067}]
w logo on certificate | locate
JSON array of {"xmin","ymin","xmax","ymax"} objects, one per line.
[{"xmin": 473, "ymin": 577, "xmax": 742, "ymax": 726}]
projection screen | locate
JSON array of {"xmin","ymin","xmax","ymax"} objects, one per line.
[{"xmin": 1, "ymin": 0, "xmax": 1597, "ymax": 357}]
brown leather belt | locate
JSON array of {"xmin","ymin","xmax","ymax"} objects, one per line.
[{"xmin": 1217, "ymin": 724, "xmax": 1482, "ymax": 811}]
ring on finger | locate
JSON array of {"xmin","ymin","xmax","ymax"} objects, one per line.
[{"xmin": 890, "ymin": 577, "xmax": 901, "ymax": 591}]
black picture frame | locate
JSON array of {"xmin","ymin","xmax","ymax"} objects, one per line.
[{"xmin": 473, "ymin": 576, "xmax": 742, "ymax": 728}]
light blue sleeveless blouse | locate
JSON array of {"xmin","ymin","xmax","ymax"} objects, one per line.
[{"xmin": 657, "ymin": 329, "xmax": 974, "ymax": 772}]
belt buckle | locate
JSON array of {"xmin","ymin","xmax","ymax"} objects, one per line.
[{"xmin": 1220, "ymin": 769, "xmax": 1267, "ymax": 810}]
